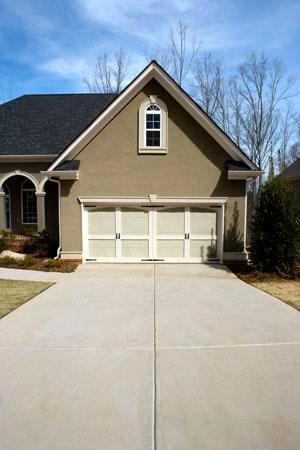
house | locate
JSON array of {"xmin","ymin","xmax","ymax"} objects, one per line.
[
  {"xmin": 0, "ymin": 61, "xmax": 262, "ymax": 263},
  {"xmin": 282, "ymin": 158, "xmax": 300, "ymax": 202}
]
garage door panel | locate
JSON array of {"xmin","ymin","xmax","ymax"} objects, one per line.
[
  {"xmin": 190, "ymin": 240, "xmax": 217, "ymax": 259},
  {"xmin": 121, "ymin": 208, "xmax": 149, "ymax": 235},
  {"xmin": 88, "ymin": 208, "xmax": 116, "ymax": 235},
  {"xmin": 157, "ymin": 208, "xmax": 185, "ymax": 235},
  {"xmin": 157, "ymin": 240, "xmax": 185, "ymax": 258},
  {"xmin": 190, "ymin": 208, "xmax": 217, "ymax": 236},
  {"xmin": 121, "ymin": 240, "xmax": 149, "ymax": 258},
  {"xmin": 88, "ymin": 239, "xmax": 116, "ymax": 258}
]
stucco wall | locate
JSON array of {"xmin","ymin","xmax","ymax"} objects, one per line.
[{"xmin": 60, "ymin": 79, "xmax": 246, "ymax": 255}]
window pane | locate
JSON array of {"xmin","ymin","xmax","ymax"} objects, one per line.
[
  {"xmin": 5, "ymin": 194, "xmax": 10, "ymax": 229},
  {"xmin": 22, "ymin": 190, "xmax": 37, "ymax": 224},
  {"xmin": 146, "ymin": 130, "xmax": 160, "ymax": 146}
]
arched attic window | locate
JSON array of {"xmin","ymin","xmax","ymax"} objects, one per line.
[
  {"xmin": 21, "ymin": 179, "xmax": 37, "ymax": 225},
  {"xmin": 3, "ymin": 183, "xmax": 11, "ymax": 230},
  {"xmin": 139, "ymin": 97, "xmax": 168, "ymax": 153}
]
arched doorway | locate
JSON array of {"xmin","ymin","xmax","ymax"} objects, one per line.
[{"xmin": 2, "ymin": 176, "xmax": 38, "ymax": 234}]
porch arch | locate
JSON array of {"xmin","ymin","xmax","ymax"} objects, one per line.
[
  {"xmin": 0, "ymin": 171, "xmax": 43, "ymax": 194},
  {"xmin": 0, "ymin": 171, "xmax": 45, "ymax": 232}
]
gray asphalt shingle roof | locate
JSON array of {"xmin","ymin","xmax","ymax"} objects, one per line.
[{"xmin": 0, "ymin": 93, "xmax": 116, "ymax": 156}]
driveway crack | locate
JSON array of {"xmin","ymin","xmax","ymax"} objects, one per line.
[{"xmin": 152, "ymin": 263, "xmax": 157, "ymax": 450}]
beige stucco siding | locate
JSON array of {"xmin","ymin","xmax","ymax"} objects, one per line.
[{"xmin": 60, "ymin": 79, "xmax": 246, "ymax": 254}]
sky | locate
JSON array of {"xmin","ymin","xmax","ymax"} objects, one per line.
[{"xmin": 0, "ymin": 0, "xmax": 300, "ymax": 102}]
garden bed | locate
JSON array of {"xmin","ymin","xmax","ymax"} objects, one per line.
[{"xmin": 0, "ymin": 256, "xmax": 80, "ymax": 273}]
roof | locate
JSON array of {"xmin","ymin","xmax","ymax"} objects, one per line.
[
  {"xmin": 225, "ymin": 160, "xmax": 251, "ymax": 171},
  {"xmin": 0, "ymin": 94, "xmax": 116, "ymax": 156},
  {"xmin": 282, "ymin": 158, "xmax": 300, "ymax": 179},
  {"xmin": 48, "ymin": 60, "xmax": 259, "ymax": 172},
  {"xmin": 55, "ymin": 160, "xmax": 80, "ymax": 171},
  {"xmin": 0, "ymin": 61, "xmax": 259, "ymax": 172}
]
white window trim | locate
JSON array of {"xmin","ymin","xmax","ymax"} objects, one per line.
[
  {"xmin": 21, "ymin": 180, "xmax": 38, "ymax": 225},
  {"xmin": 4, "ymin": 184, "xmax": 11, "ymax": 231},
  {"xmin": 144, "ymin": 104, "xmax": 162, "ymax": 148},
  {"xmin": 139, "ymin": 96, "xmax": 168, "ymax": 154}
]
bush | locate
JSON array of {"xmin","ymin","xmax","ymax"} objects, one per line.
[
  {"xmin": 22, "ymin": 230, "xmax": 59, "ymax": 258},
  {"xmin": 43, "ymin": 259, "xmax": 62, "ymax": 269},
  {"xmin": 0, "ymin": 230, "xmax": 12, "ymax": 253},
  {"xmin": 18, "ymin": 255, "xmax": 37, "ymax": 268},
  {"xmin": 0, "ymin": 256, "xmax": 17, "ymax": 266},
  {"xmin": 37, "ymin": 231, "xmax": 59, "ymax": 258},
  {"xmin": 250, "ymin": 177, "xmax": 300, "ymax": 273}
]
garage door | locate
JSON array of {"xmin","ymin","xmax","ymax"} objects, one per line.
[{"xmin": 84, "ymin": 206, "xmax": 219, "ymax": 262}]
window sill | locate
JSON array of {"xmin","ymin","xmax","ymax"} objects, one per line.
[{"xmin": 138, "ymin": 147, "xmax": 168, "ymax": 155}]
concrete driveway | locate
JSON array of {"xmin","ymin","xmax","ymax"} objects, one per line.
[{"xmin": 0, "ymin": 264, "xmax": 299, "ymax": 450}]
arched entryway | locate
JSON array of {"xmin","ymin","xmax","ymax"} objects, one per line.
[
  {"xmin": 1, "ymin": 175, "xmax": 38, "ymax": 234},
  {"xmin": 0, "ymin": 173, "xmax": 59, "ymax": 241}
]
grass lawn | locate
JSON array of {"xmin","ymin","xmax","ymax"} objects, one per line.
[
  {"xmin": 0, "ymin": 279, "xmax": 52, "ymax": 319},
  {"xmin": 229, "ymin": 266, "xmax": 300, "ymax": 311}
]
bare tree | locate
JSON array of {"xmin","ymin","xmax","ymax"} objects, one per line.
[
  {"xmin": 228, "ymin": 52, "xmax": 295, "ymax": 173},
  {"xmin": 84, "ymin": 47, "xmax": 128, "ymax": 94},
  {"xmin": 169, "ymin": 21, "xmax": 200, "ymax": 86},
  {"xmin": 146, "ymin": 20, "xmax": 199, "ymax": 86},
  {"xmin": 145, "ymin": 46, "xmax": 172, "ymax": 71},
  {"xmin": 192, "ymin": 52, "xmax": 224, "ymax": 119}
]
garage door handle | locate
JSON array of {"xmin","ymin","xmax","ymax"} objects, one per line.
[
  {"xmin": 185, "ymin": 233, "xmax": 190, "ymax": 239},
  {"xmin": 116, "ymin": 233, "xmax": 121, "ymax": 239}
]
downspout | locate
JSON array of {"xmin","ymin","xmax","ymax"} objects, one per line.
[{"xmin": 46, "ymin": 178, "xmax": 62, "ymax": 259}]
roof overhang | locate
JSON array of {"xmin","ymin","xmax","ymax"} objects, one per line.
[
  {"xmin": 228, "ymin": 170, "xmax": 264, "ymax": 180},
  {"xmin": 48, "ymin": 61, "xmax": 258, "ymax": 172},
  {"xmin": 0, "ymin": 154, "xmax": 57, "ymax": 163},
  {"xmin": 41, "ymin": 170, "xmax": 79, "ymax": 180}
]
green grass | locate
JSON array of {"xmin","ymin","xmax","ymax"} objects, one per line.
[{"xmin": 0, "ymin": 279, "xmax": 53, "ymax": 319}]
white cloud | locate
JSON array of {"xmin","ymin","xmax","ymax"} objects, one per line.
[{"xmin": 38, "ymin": 57, "xmax": 90, "ymax": 79}]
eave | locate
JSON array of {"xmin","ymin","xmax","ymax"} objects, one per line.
[
  {"xmin": 228, "ymin": 170, "xmax": 264, "ymax": 180},
  {"xmin": 40, "ymin": 170, "xmax": 79, "ymax": 180},
  {"xmin": 0, "ymin": 154, "xmax": 57, "ymax": 162}
]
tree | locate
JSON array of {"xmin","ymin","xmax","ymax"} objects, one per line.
[
  {"xmin": 192, "ymin": 52, "xmax": 224, "ymax": 120},
  {"xmin": 169, "ymin": 20, "xmax": 199, "ymax": 86},
  {"xmin": 250, "ymin": 177, "xmax": 300, "ymax": 273},
  {"xmin": 84, "ymin": 47, "xmax": 128, "ymax": 94},
  {"xmin": 146, "ymin": 20, "xmax": 199, "ymax": 87},
  {"xmin": 228, "ymin": 52, "xmax": 295, "ymax": 173}
]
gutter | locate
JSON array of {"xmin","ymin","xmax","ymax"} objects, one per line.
[{"xmin": 40, "ymin": 170, "xmax": 79, "ymax": 180}]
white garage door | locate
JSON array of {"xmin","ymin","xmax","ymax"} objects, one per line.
[{"xmin": 84, "ymin": 206, "xmax": 219, "ymax": 262}]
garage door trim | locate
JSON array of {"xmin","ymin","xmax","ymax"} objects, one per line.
[{"xmin": 80, "ymin": 196, "xmax": 226, "ymax": 263}]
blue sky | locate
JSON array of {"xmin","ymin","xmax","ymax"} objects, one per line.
[{"xmin": 0, "ymin": 0, "xmax": 300, "ymax": 101}]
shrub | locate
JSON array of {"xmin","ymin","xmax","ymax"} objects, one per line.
[
  {"xmin": 43, "ymin": 259, "xmax": 62, "ymax": 269},
  {"xmin": 18, "ymin": 255, "xmax": 37, "ymax": 268},
  {"xmin": 250, "ymin": 177, "xmax": 300, "ymax": 273},
  {"xmin": 0, "ymin": 256, "xmax": 17, "ymax": 266},
  {"xmin": 0, "ymin": 230, "xmax": 12, "ymax": 253},
  {"xmin": 37, "ymin": 231, "xmax": 59, "ymax": 258}
]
